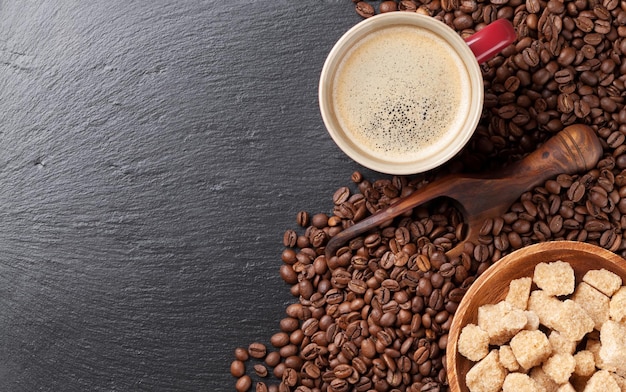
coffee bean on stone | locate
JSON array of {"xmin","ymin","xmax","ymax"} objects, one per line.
[
  {"xmin": 254, "ymin": 363, "xmax": 269, "ymax": 378},
  {"xmin": 230, "ymin": 360, "xmax": 245, "ymax": 378},
  {"xmin": 355, "ymin": 1, "xmax": 375, "ymax": 18},
  {"xmin": 265, "ymin": 351, "xmax": 281, "ymax": 367},
  {"xmin": 271, "ymin": 332, "xmax": 290, "ymax": 348},
  {"xmin": 234, "ymin": 347, "xmax": 249, "ymax": 362},
  {"xmin": 249, "ymin": 342, "xmax": 267, "ymax": 359},
  {"xmin": 236, "ymin": 375, "xmax": 252, "ymax": 392}
]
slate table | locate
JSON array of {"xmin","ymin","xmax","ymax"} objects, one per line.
[{"xmin": 0, "ymin": 1, "xmax": 378, "ymax": 391}]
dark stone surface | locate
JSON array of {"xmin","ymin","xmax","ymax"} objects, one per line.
[{"xmin": 0, "ymin": 2, "xmax": 375, "ymax": 390}]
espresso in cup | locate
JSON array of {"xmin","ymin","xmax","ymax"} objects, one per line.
[
  {"xmin": 333, "ymin": 24, "xmax": 471, "ymax": 163},
  {"xmin": 319, "ymin": 13, "xmax": 515, "ymax": 174}
]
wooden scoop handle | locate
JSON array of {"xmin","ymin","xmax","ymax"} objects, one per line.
[
  {"xmin": 494, "ymin": 124, "xmax": 602, "ymax": 187},
  {"xmin": 324, "ymin": 125, "xmax": 602, "ymax": 259},
  {"xmin": 441, "ymin": 124, "xmax": 602, "ymax": 256}
]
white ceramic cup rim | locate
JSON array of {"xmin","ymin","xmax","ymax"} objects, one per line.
[{"xmin": 319, "ymin": 13, "xmax": 484, "ymax": 175}]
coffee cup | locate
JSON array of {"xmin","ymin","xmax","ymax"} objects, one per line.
[{"xmin": 319, "ymin": 13, "xmax": 516, "ymax": 175}]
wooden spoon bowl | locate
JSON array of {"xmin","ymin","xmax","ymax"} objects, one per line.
[{"xmin": 446, "ymin": 241, "xmax": 626, "ymax": 392}]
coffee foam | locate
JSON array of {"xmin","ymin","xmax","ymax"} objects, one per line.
[{"xmin": 332, "ymin": 25, "xmax": 471, "ymax": 163}]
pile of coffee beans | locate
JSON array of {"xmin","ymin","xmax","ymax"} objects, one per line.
[{"xmin": 231, "ymin": 0, "xmax": 626, "ymax": 390}]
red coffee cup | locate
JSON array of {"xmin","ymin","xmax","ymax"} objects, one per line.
[{"xmin": 319, "ymin": 13, "xmax": 516, "ymax": 174}]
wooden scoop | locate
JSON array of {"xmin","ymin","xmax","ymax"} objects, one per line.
[{"xmin": 325, "ymin": 124, "xmax": 603, "ymax": 259}]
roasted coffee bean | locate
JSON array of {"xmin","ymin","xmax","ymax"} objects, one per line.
[
  {"xmin": 330, "ymin": 378, "xmax": 349, "ymax": 392},
  {"xmin": 333, "ymin": 187, "xmax": 350, "ymax": 205},
  {"xmin": 231, "ymin": 360, "xmax": 245, "ymax": 378},
  {"xmin": 557, "ymin": 93, "xmax": 574, "ymax": 113},
  {"xmin": 418, "ymin": 277, "xmax": 433, "ymax": 296},
  {"xmin": 333, "ymin": 363, "xmax": 355, "ymax": 379},
  {"xmin": 249, "ymin": 342, "xmax": 267, "ymax": 359},
  {"xmin": 311, "ymin": 213, "xmax": 328, "ymax": 229},
  {"xmin": 415, "ymin": 254, "xmax": 431, "ymax": 272},
  {"xmin": 379, "ymin": 1, "xmax": 398, "ymax": 13},
  {"xmin": 428, "ymin": 289, "xmax": 444, "ymax": 310},
  {"xmin": 271, "ymin": 332, "xmax": 290, "ymax": 348},
  {"xmin": 449, "ymin": 287, "xmax": 465, "ymax": 302},
  {"xmin": 355, "ymin": 1, "xmax": 375, "ymax": 18},
  {"xmin": 504, "ymin": 76, "xmax": 521, "ymax": 92},
  {"xmin": 282, "ymin": 368, "xmax": 298, "ymax": 386},
  {"xmin": 439, "ymin": 262, "xmax": 455, "ymax": 278},
  {"xmin": 607, "ymin": 131, "xmax": 625, "ymax": 149},
  {"xmin": 399, "ymin": 0, "xmax": 418, "ymax": 11},
  {"xmin": 498, "ymin": 104, "xmax": 517, "ymax": 119},
  {"xmin": 526, "ymin": 0, "xmax": 541, "ymax": 13},
  {"xmin": 473, "ymin": 244, "xmax": 490, "ymax": 262},
  {"xmin": 234, "ymin": 347, "xmax": 249, "ymax": 362},
  {"xmin": 413, "ymin": 346, "xmax": 429, "ymax": 365},
  {"xmin": 283, "ymin": 229, "xmax": 297, "ymax": 247},
  {"xmin": 265, "ymin": 351, "xmax": 281, "ymax": 368},
  {"xmin": 567, "ymin": 181, "xmax": 586, "ymax": 202},
  {"xmin": 350, "ymin": 171, "xmax": 363, "ymax": 184},
  {"xmin": 554, "ymin": 68, "xmax": 574, "ymax": 84},
  {"xmin": 302, "ymin": 361, "xmax": 321, "ymax": 379},
  {"xmin": 236, "ymin": 375, "xmax": 252, "ymax": 392},
  {"xmin": 453, "ymin": 14, "xmax": 473, "ymax": 30},
  {"xmin": 254, "ymin": 363, "xmax": 269, "ymax": 378},
  {"xmin": 296, "ymin": 211, "xmax": 309, "ymax": 227},
  {"xmin": 522, "ymin": 47, "xmax": 540, "ymax": 67}
]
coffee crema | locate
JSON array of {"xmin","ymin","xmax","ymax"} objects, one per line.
[{"xmin": 332, "ymin": 25, "xmax": 472, "ymax": 163}]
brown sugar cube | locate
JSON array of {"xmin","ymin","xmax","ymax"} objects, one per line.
[
  {"xmin": 609, "ymin": 286, "xmax": 626, "ymax": 323},
  {"xmin": 572, "ymin": 282, "xmax": 610, "ymax": 330},
  {"xmin": 587, "ymin": 338, "xmax": 615, "ymax": 373},
  {"xmin": 465, "ymin": 350, "xmax": 507, "ymax": 392},
  {"xmin": 584, "ymin": 370, "xmax": 621, "ymax": 392},
  {"xmin": 528, "ymin": 290, "xmax": 563, "ymax": 327},
  {"xmin": 611, "ymin": 373, "xmax": 626, "ymax": 392},
  {"xmin": 530, "ymin": 366, "xmax": 560, "ymax": 392},
  {"xmin": 525, "ymin": 310, "xmax": 540, "ymax": 331},
  {"xmin": 556, "ymin": 383, "xmax": 576, "ymax": 392},
  {"xmin": 502, "ymin": 373, "xmax": 541, "ymax": 392},
  {"xmin": 600, "ymin": 320, "xmax": 626, "ymax": 377},
  {"xmin": 558, "ymin": 299, "xmax": 595, "ymax": 342},
  {"xmin": 586, "ymin": 338, "xmax": 601, "ymax": 357},
  {"xmin": 528, "ymin": 291, "xmax": 594, "ymax": 342},
  {"xmin": 458, "ymin": 324, "xmax": 490, "ymax": 362},
  {"xmin": 506, "ymin": 277, "xmax": 533, "ymax": 310},
  {"xmin": 583, "ymin": 269, "xmax": 622, "ymax": 297},
  {"xmin": 543, "ymin": 353, "xmax": 576, "ymax": 384},
  {"xmin": 499, "ymin": 345, "xmax": 520, "ymax": 372},
  {"xmin": 548, "ymin": 330, "xmax": 576, "ymax": 354},
  {"xmin": 533, "ymin": 260, "xmax": 575, "ymax": 296},
  {"xmin": 510, "ymin": 329, "xmax": 552, "ymax": 370},
  {"xmin": 573, "ymin": 350, "xmax": 596, "ymax": 377},
  {"xmin": 477, "ymin": 300, "xmax": 527, "ymax": 345}
]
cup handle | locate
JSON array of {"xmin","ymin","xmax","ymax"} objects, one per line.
[{"xmin": 464, "ymin": 19, "xmax": 516, "ymax": 64}]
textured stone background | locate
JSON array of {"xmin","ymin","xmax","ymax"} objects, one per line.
[{"xmin": 0, "ymin": 1, "xmax": 373, "ymax": 390}]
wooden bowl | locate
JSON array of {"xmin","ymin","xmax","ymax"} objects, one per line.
[{"xmin": 446, "ymin": 241, "xmax": 626, "ymax": 392}]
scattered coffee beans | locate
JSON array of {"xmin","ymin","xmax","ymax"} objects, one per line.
[{"xmin": 232, "ymin": 0, "xmax": 626, "ymax": 390}]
